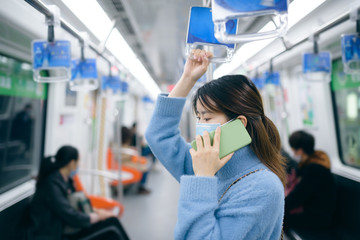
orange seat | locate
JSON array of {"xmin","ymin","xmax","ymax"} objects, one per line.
[
  {"xmin": 107, "ymin": 147, "xmax": 143, "ymax": 186},
  {"xmin": 110, "ymin": 165, "xmax": 143, "ymax": 186},
  {"xmin": 73, "ymin": 175, "xmax": 124, "ymax": 217},
  {"xmin": 131, "ymin": 155, "xmax": 147, "ymax": 165}
]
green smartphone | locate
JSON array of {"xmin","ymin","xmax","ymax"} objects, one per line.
[{"xmin": 191, "ymin": 119, "xmax": 252, "ymax": 159}]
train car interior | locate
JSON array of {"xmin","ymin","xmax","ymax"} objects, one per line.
[{"xmin": 0, "ymin": 0, "xmax": 360, "ymax": 239}]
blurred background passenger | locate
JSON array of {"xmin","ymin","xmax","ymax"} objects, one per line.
[
  {"xmin": 122, "ymin": 126, "xmax": 151, "ymax": 194},
  {"xmin": 281, "ymin": 148, "xmax": 298, "ymax": 175},
  {"xmin": 281, "ymin": 148, "xmax": 299, "ymax": 196},
  {"xmin": 130, "ymin": 122, "xmax": 156, "ymax": 165},
  {"xmin": 29, "ymin": 146, "xmax": 129, "ymax": 240},
  {"xmin": 284, "ymin": 131, "xmax": 337, "ymax": 231}
]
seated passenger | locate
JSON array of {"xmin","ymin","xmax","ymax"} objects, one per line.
[
  {"xmin": 284, "ymin": 131, "xmax": 337, "ymax": 231},
  {"xmin": 121, "ymin": 126, "xmax": 151, "ymax": 194},
  {"xmin": 281, "ymin": 147, "xmax": 298, "ymax": 175},
  {"xmin": 145, "ymin": 50, "xmax": 285, "ymax": 239},
  {"xmin": 281, "ymin": 148, "xmax": 299, "ymax": 196},
  {"xmin": 130, "ymin": 122, "xmax": 156, "ymax": 165},
  {"xmin": 29, "ymin": 145, "xmax": 129, "ymax": 240}
]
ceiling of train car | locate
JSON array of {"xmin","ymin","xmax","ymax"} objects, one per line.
[
  {"xmin": 97, "ymin": 0, "xmax": 203, "ymax": 86},
  {"xmin": 40, "ymin": 0, "xmax": 294, "ymax": 89},
  {"xmin": 96, "ymin": 0, "xmax": 289, "ymax": 87}
]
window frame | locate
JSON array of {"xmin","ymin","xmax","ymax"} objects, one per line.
[
  {"xmin": 0, "ymin": 52, "xmax": 48, "ymax": 194},
  {"xmin": 330, "ymin": 58, "xmax": 360, "ymax": 170}
]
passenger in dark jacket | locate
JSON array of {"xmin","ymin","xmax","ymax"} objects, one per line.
[
  {"xmin": 29, "ymin": 146, "xmax": 129, "ymax": 240},
  {"xmin": 284, "ymin": 131, "xmax": 337, "ymax": 231}
]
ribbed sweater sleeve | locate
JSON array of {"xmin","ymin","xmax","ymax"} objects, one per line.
[{"xmin": 145, "ymin": 94, "xmax": 194, "ymax": 182}]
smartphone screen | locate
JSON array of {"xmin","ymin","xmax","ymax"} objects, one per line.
[{"xmin": 191, "ymin": 119, "xmax": 252, "ymax": 159}]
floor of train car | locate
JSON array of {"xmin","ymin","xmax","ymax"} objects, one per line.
[{"xmin": 121, "ymin": 162, "xmax": 180, "ymax": 240}]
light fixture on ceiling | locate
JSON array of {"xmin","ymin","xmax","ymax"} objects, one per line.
[
  {"xmin": 214, "ymin": 0, "xmax": 327, "ymax": 78},
  {"xmin": 61, "ymin": 0, "xmax": 161, "ymax": 99}
]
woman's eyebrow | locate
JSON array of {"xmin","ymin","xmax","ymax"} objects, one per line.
[{"xmin": 198, "ymin": 110, "xmax": 212, "ymax": 115}]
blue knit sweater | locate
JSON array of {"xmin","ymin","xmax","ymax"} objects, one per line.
[{"xmin": 145, "ymin": 94, "xmax": 284, "ymax": 240}]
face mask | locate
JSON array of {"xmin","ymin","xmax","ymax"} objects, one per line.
[
  {"xmin": 292, "ymin": 154, "xmax": 302, "ymax": 163},
  {"xmin": 69, "ymin": 167, "xmax": 79, "ymax": 178},
  {"xmin": 195, "ymin": 118, "xmax": 237, "ymax": 137},
  {"xmin": 195, "ymin": 122, "xmax": 221, "ymax": 136}
]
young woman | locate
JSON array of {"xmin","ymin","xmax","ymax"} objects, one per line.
[
  {"xmin": 29, "ymin": 145, "xmax": 129, "ymax": 240},
  {"xmin": 145, "ymin": 50, "xmax": 286, "ymax": 239}
]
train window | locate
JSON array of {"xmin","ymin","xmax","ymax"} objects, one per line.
[
  {"xmin": 331, "ymin": 59, "xmax": 360, "ymax": 168},
  {"xmin": 0, "ymin": 54, "xmax": 47, "ymax": 194}
]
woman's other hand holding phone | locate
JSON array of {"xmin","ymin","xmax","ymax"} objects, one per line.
[{"xmin": 189, "ymin": 127, "xmax": 234, "ymax": 177}]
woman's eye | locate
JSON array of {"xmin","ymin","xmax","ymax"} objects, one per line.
[{"xmin": 204, "ymin": 118, "xmax": 211, "ymax": 122}]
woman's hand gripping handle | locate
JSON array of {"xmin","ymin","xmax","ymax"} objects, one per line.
[{"xmin": 169, "ymin": 49, "xmax": 213, "ymax": 98}]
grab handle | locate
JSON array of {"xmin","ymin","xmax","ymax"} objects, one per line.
[{"xmin": 212, "ymin": 0, "xmax": 288, "ymax": 43}]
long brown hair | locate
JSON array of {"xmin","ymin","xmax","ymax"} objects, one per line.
[{"xmin": 192, "ymin": 75, "xmax": 286, "ymax": 187}]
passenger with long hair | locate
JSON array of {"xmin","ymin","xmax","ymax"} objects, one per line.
[
  {"xmin": 29, "ymin": 146, "xmax": 129, "ymax": 240},
  {"xmin": 145, "ymin": 50, "xmax": 286, "ymax": 239}
]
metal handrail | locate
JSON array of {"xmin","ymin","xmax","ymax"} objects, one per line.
[
  {"xmin": 256, "ymin": 10, "xmax": 352, "ymax": 69},
  {"xmin": 78, "ymin": 169, "xmax": 120, "ymax": 180}
]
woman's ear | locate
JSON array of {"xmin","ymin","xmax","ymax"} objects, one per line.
[{"xmin": 237, "ymin": 115, "xmax": 247, "ymax": 127}]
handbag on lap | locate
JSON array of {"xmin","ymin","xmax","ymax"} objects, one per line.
[{"xmin": 63, "ymin": 192, "xmax": 93, "ymax": 235}]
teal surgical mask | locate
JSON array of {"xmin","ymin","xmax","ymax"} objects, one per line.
[
  {"xmin": 195, "ymin": 122, "xmax": 221, "ymax": 136},
  {"xmin": 69, "ymin": 167, "xmax": 79, "ymax": 178},
  {"xmin": 195, "ymin": 119, "xmax": 235, "ymax": 136}
]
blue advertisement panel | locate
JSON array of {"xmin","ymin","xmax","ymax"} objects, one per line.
[
  {"xmin": 341, "ymin": 34, "xmax": 360, "ymax": 73},
  {"xmin": 101, "ymin": 75, "xmax": 128, "ymax": 93},
  {"xmin": 265, "ymin": 71, "xmax": 280, "ymax": 86},
  {"xmin": 303, "ymin": 52, "xmax": 331, "ymax": 73},
  {"xmin": 71, "ymin": 59, "xmax": 98, "ymax": 80},
  {"xmin": 32, "ymin": 40, "xmax": 71, "ymax": 69},
  {"xmin": 252, "ymin": 77, "xmax": 265, "ymax": 90},
  {"xmin": 187, "ymin": 7, "xmax": 237, "ymax": 48}
]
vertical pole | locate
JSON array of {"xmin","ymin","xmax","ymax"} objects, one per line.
[
  {"xmin": 115, "ymin": 99, "xmax": 124, "ymax": 202},
  {"xmin": 134, "ymin": 96, "xmax": 141, "ymax": 154},
  {"xmin": 97, "ymin": 96, "xmax": 107, "ymax": 197},
  {"xmin": 203, "ymin": 0, "xmax": 213, "ymax": 82},
  {"xmin": 205, "ymin": 48, "xmax": 213, "ymax": 82}
]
